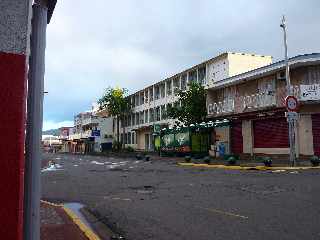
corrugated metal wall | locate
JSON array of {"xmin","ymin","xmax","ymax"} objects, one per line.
[
  {"xmin": 231, "ymin": 121, "xmax": 243, "ymax": 154},
  {"xmin": 253, "ymin": 117, "xmax": 289, "ymax": 148},
  {"xmin": 312, "ymin": 114, "xmax": 320, "ymax": 155}
]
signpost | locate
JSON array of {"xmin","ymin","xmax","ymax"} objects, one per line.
[
  {"xmin": 285, "ymin": 95, "xmax": 298, "ymax": 112},
  {"xmin": 281, "ymin": 16, "xmax": 298, "ymax": 166}
]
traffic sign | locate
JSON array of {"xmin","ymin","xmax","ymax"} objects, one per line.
[
  {"xmin": 286, "ymin": 112, "xmax": 299, "ymax": 122},
  {"xmin": 285, "ymin": 95, "xmax": 298, "ymax": 112}
]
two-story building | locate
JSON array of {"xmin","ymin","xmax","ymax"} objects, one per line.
[
  {"xmin": 120, "ymin": 52, "xmax": 273, "ymax": 151},
  {"xmin": 206, "ymin": 53, "xmax": 320, "ymax": 161},
  {"xmin": 68, "ymin": 110, "xmax": 113, "ymax": 153}
]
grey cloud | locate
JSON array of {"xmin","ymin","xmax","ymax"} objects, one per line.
[{"xmin": 44, "ymin": 0, "xmax": 320, "ymax": 124}]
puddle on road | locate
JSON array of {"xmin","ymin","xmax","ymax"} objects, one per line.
[
  {"xmin": 41, "ymin": 163, "xmax": 63, "ymax": 172},
  {"xmin": 64, "ymin": 203, "xmax": 95, "ymax": 234}
]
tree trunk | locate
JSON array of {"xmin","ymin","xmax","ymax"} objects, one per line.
[{"xmin": 117, "ymin": 116, "xmax": 120, "ymax": 151}]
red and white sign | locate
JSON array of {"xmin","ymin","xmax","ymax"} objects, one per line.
[{"xmin": 285, "ymin": 96, "xmax": 298, "ymax": 112}]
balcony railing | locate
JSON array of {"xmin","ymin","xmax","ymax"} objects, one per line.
[
  {"xmin": 234, "ymin": 91, "xmax": 276, "ymax": 113},
  {"xmin": 208, "ymin": 98, "xmax": 234, "ymax": 115},
  {"xmin": 207, "ymin": 85, "xmax": 301, "ymax": 117},
  {"xmin": 82, "ymin": 117, "xmax": 99, "ymax": 126}
]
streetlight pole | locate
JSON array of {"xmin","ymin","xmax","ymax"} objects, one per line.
[{"xmin": 280, "ymin": 15, "xmax": 296, "ymax": 166}]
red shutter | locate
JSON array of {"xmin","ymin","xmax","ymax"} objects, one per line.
[
  {"xmin": 253, "ymin": 117, "xmax": 289, "ymax": 148},
  {"xmin": 231, "ymin": 121, "xmax": 243, "ymax": 154},
  {"xmin": 312, "ymin": 114, "xmax": 320, "ymax": 156}
]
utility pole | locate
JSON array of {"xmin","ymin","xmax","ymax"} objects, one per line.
[{"xmin": 280, "ymin": 15, "xmax": 296, "ymax": 166}]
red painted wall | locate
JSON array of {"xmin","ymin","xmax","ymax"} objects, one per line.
[{"xmin": 0, "ymin": 51, "xmax": 27, "ymax": 240}]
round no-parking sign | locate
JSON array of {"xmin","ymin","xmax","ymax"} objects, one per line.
[{"xmin": 285, "ymin": 96, "xmax": 298, "ymax": 112}]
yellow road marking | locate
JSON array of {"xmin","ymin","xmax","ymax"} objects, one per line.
[
  {"xmin": 41, "ymin": 200, "xmax": 101, "ymax": 240},
  {"xmin": 197, "ymin": 206, "xmax": 249, "ymax": 220},
  {"xmin": 178, "ymin": 163, "xmax": 320, "ymax": 171}
]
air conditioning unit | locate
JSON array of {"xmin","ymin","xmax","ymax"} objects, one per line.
[{"xmin": 276, "ymin": 71, "xmax": 286, "ymax": 80}]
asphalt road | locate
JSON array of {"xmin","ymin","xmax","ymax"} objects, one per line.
[{"xmin": 42, "ymin": 153, "xmax": 320, "ymax": 240}]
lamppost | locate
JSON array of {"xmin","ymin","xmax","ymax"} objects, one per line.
[{"xmin": 280, "ymin": 15, "xmax": 296, "ymax": 166}]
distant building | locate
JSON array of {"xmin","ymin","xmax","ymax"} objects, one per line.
[
  {"xmin": 67, "ymin": 108, "xmax": 114, "ymax": 153},
  {"xmin": 42, "ymin": 135, "xmax": 61, "ymax": 153}
]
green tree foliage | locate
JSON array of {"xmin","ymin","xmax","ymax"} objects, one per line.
[
  {"xmin": 167, "ymin": 82, "xmax": 207, "ymax": 126},
  {"xmin": 98, "ymin": 87, "xmax": 131, "ymax": 150}
]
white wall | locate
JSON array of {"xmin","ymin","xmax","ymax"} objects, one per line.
[{"xmin": 207, "ymin": 56, "xmax": 229, "ymax": 85}]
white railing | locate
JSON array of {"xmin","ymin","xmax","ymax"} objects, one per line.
[
  {"xmin": 239, "ymin": 91, "xmax": 276, "ymax": 111},
  {"xmin": 69, "ymin": 133, "xmax": 81, "ymax": 140},
  {"xmin": 208, "ymin": 98, "xmax": 235, "ymax": 115},
  {"xmin": 82, "ymin": 117, "xmax": 99, "ymax": 126}
]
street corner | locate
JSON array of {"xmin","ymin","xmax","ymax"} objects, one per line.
[{"xmin": 41, "ymin": 201, "xmax": 101, "ymax": 240}]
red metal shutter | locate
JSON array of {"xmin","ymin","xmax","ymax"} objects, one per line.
[
  {"xmin": 231, "ymin": 121, "xmax": 243, "ymax": 154},
  {"xmin": 312, "ymin": 114, "xmax": 320, "ymax": 155},
  {"xmin": 253, "ymin": 117, "xmax": 289, "ymax": 148}
]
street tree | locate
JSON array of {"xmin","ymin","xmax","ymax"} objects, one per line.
[
  {"xmin": 167, "ymin": 82, "xmax": 207, "ymax": 126},
  {"xmin": 98, "ymin": 87, "xmax": 131, "ymax": 150}
]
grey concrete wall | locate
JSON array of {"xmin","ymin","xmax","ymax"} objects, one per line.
[{"xmin": 0, "ymin": 0, "xmax": 32, "ymax": 54}]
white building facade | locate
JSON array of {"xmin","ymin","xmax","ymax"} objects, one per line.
[{"xmin": 120, "ymin": 52, "xmax": 272, "ymax": 151}]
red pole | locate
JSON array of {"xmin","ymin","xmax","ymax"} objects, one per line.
[{"xmin": 0, "ymin": 14, "xmax": 30, "ymax": 240}]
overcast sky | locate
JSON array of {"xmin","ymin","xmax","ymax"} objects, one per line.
[{"xmin": 43, "ymin": 0, "xmax": 320, "ymax": 130}]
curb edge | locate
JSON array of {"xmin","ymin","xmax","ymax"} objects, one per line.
[{"xmin": 41, "ymin": 200, "xmax": 101, "ymax": 240}]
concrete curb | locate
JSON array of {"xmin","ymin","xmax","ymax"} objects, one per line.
[
  {"xmin": 40, "ymin": 200, "xmax": 63, "ymax": 207},
  {"xmin": 178, "ymin": 163, "xmax": 320, "ymax": 171},
  {"xmin": 63, "ymin": 206, "xmax": 101, "ymax": 240},
  {"xmin": 41, "ymin": 200, "xmax": 101, "ymax": 240}
]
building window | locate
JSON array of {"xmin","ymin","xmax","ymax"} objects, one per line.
[
  {"xmin": 144, "ymin": 90, "xmax": 148, "ymax": 103},
  {"xmin": 181, "ymin": 74, "xmax": 187, "ymax": 90},
  {"xmin": 140, "ymin": 92, "xmax": 144, "ymax": 105},
  {"xmin": 198, "ymin": 66, "xmax": 206, "ymax": 85},
  {"xmin": 155, "ymin": 106, "xmax": 160, "ymax": 121},
  {"xmin": 161, "ymin": 105, "xmax": 166, "ymax": 120},
  {"xmin": 128, "ymin": 132, "xmax": 131, "ymax": 144},
  {"xmin": 131, "ymin": 113, "xmax": 135, "ymax": 126},
  {"xmin": 149, "ymin": 108, "xmax": 154, "ymax": 122},
  {"xmin": 149, "ymin": 88, "xmax": 154, "ymax": 101},
  {"xmin": 145, "ymin": 109, "xmax": 149, "ymax": 123},
  {"xmin": 140, "ymin": 111, "xmax": 144, "ymax": 124},
  {"xmin": 173, "ymin": 77, "xmax": 180, "ymax": 94},
  {"xmin": 132, "ymin": 132, "xmax": 135, "ymax": 144},
  {"xmin": 160, "ymin": 83, "xmax": 165, "ymax": 98},
  {"xmin": 155, "ymin": 86, "xmax": 160, "ymax": 100},
  {"xmin": 166, "ymin": 80, "xmax": 172, "ymax": 96},
  {"xmin": 128, "ymin": 115, "xmax": 131, "ymax": 127},
  {"xmin": 166, "ymin": 103, "xmax": 172, "ymax": 119},
  {"xmin": 189, "ymin": 70, "xmax": 197, "ymax": 83},
  {"xmin": 135, "ymin": 94, "xmax": 139, "ymax": 106},
  {"xmin": 135, "ymin": 112, "xmax": 139, "ymax": 125}
]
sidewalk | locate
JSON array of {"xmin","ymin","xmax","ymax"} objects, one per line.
[{"xmin": 40, "ymin": 202, "xmax": 89, "ymax": 240}]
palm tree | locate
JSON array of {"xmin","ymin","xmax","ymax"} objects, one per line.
[{"xmin": 98, "ymin": 87, "xmax": 131, "ymax": 150}]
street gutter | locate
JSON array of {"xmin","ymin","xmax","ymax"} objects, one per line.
[{"xmin": 178, "ymin": 163, "xmax": 320, "ymax": 171}]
